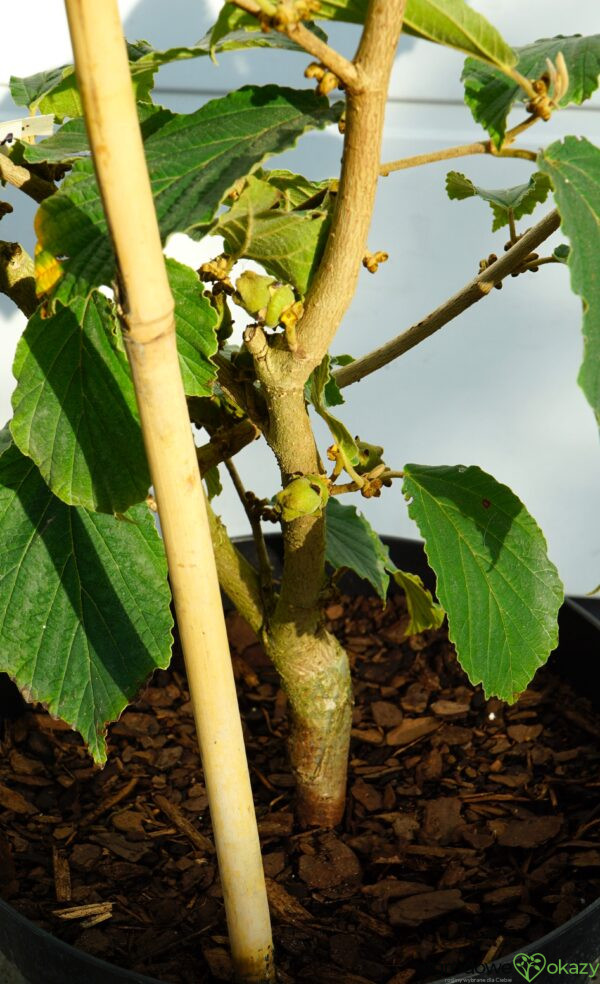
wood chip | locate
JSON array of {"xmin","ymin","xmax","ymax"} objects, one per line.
[
  {"xmin": 489, "ymin": 772, "xmax": 530, "ymax": 788},
  {"xmin": 422, "ymin": 797, "xmax": 462, "ymax": 844},
  {"xmin": 431, "ymin": 700, "xmax": 470, "ymax": 718},
  {"xmin": 154, "ymin": 794, "xmax": 215, "ymax": 855},
  {"xmin": 483, "ymin": 885, "xmax": 522, "ymax": 904},
  {"xmin": 386, "ymin": 717, "xmax": 440, "ymax": 746},
  {"xmin": 507, "ymin": 724, "xmax": 543, "ymax": 742},
  {"xmin": 571, "ymin": 851, "xmax": 600, "ymax": 867},
  {"xmin": 490, "ymin": 816, "xmax": 563, "ymax": 848},
  {"xmin": 81, "ymin": 777, "xmax": 138, "ymax": 827},
  {"xmin": 351, "ymin": 778, "xmax": 383, "ymax": 812},
  {"xmin": 52, "ymin": 847, "xmax": 71, "ymax": 902},
  {"xmin": 257, "ymin": 813, "xmax": 294, "ymax": 837},
  {"xmin": 112, "ymin": 809, "xmax": 147, "ymax": 841},
  {"xmin": 80, "ymin": 910, "xmax": 113, "ymax": 929},
  {"xmin": 265, "ymin": 877, "xmax": 312, "ymax": 925},
  {"xmin": 0, "ymin": 782, "xmax": 36, "ymax": 815},
  {"xmin": 350, "ymin": 727, "xmax": 384, "ymax": 745},
  {"xmin": 371, "ymin": 700, "xmax": 403, "ymax": 728},
  {"xmin": 389, "ymin": 888, "xmax": 465, "ymax": 926},
  {"xmin": 400, "ymin": 683, "xmax": 429, "ymax": 713},
  {"xmin": 362, "ymin": 879, "xmax": 431, "ymax": 900},
  {"xmin": 298, "ymin": 834, "xmax": 361, "ymax": 891},
  {"xmin": 53, "ymin": 901, "xmax": 113, "ymax": 920}
]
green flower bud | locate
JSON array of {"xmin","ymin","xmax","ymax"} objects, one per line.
[
  {"xmin": 265, "ymin": 283, "xmax": 296, "ymax": 327},
  {"xmin": 355, "ymin": 439, "xmax": 385, "ymax": 475},
  {"xmin": 235, "ymin": 271, "xmax": 274, "ymax": 316},
  {"xmin": 274, "ymin": 474, "xmax": 330, "ymax": 522}
]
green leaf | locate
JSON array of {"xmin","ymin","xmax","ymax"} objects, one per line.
[
  {"xmin": 324, "ymin": 354, "xmax": 353, "ymax": 408},
  {"xmin": 10, "ymin": 65, "xmax": 75, "ymax": 113},
  {"xmin": 402, "ymin": 464, "xmax": 563, "ymax": 700},
  {"xmin": 11, "ymin": 293, "xmax": 149, "ymax": 514},
  {"xmin": 204, "ymin": 465, "xmax": 223, "ymax": 500},
  {"xmin": 9, "ymin": 15, "xmax": 329, "ymax": 122},
  {"xmin": 23, "ymin": 105, "xmax": 174, "ymax": 166},
  {"xmin": 308, "ymin": 355, "xmax": 359, "ymax": 465},
  {"xmin": 208, "ymin": 5, "xmax": 327, "ymax": 58},
  {"xmin": 463, "ymin": 34, "xmax": 600, "ymax": 148},
  {"xmin": 324, "ymin": 499, "xmax": 446, "ymax": 631},
  {"xmin": 300, "ymin": 0, "xmax": 514, "ymax": 69},
  {"xmin": 538, "ymin": 137, "xmax": 600, "ymax": 424},
  {"xmin": 0, "ymin": 424, "xmax": 12, "ymax": 458},
  {"xmin": 388, "ymin": 567, "xmax": 445, "ymax": 635},
  {"xmin": 167, "ymin": 259, "xmax": 219, "ymax": 398},
  {"xmin": 260, "ymin": 169, "xmax": 331, "ymax": 210},
  {"xmin": 325, "ymin": 497, "xmax": 390, "ymax": 600},
  {"xmin": 445, "ymin": 170, "xmax": 552, "ymax": 231},
  {"xmin": 10, "ymin": 43, "xmax": 158, "ymax": 121},
  {"xmin": 34, "ymin": 86, "xmax": 341, "ymax": 305},
  {"xmin": 213, "ymin": 173, "xmax": 334, "ymax": 294},
  {"xmin": 0, "ymin": 441, "xmax": 173, "ymax": 763}
]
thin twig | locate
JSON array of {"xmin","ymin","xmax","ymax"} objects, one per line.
[
  {"xmin": 520, "ymin": 255, "xmax": 561, "ymax": 272},
  {"xmin": 334, "ymin": 209, "xmax": 561, "ymax": 389},
  {"xmin": 380, "ymin": 115, "xmax": 539, "ymax": 175},
  {"xmin": 224, "ymin": 457, "xmax": 275, "ymax": 609},
  {"xmin": 507, "ymin": 208, "xmax": 517, "ymax": 244},
  {"xmin": 230, "ymin": 0, "xmax": 360, "ymax": 90},
  {"xmin": 195, "ymin": 419, "xmax": 260, "ymax": 473},
  {"xmin": 0, "ymin": 153, "xmax": 56, "ymax": 203},
  {"xmin": 329, "ymin": 468, "xmax": 405, "ymax": 496},
  {"xmin": 504, "ymin": 113, "xmax": 539, "ymax": 142},
  {"xmin": 381, "ymin": 142, "xmax": 536, "ymax": 174}
]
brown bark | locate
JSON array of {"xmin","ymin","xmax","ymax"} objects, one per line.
[{"xmin": 266, "ymin": 620, "xmax": 353, "ymax": 827}]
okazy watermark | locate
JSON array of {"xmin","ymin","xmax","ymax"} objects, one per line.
[
  {"xmin": 512, "ymin": 954, "xmax": 599, "ymax": 981},
  {"xmin": 438, "ymin": 952, "xmax": 600, "ymax": 983}
]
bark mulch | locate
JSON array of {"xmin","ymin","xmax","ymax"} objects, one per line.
[{"xmin": 1, "ymin": 590, "xmax": 599, "ymax": 984}]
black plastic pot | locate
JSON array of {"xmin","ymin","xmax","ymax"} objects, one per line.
[{"xmin": 1, "ymin": 536, "xmax": 599, "ymax": 984}]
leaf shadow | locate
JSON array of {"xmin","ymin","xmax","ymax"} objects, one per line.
[
  {"xmin": 423, "ymin": 467, "xmax": 524, "ymax": 573},
  {"xmin": 14, "ymin": 296, "xmax": 149, "ymax": 514}
]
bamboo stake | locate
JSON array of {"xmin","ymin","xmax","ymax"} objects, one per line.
[{"xmin": 63, "ymin": 2, "xmax": 274, "ymax": 980}]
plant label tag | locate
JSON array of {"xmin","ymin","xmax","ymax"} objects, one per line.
[{"xmin": 0, "ymin": 114, "xmax": 54, "ymax": 147}]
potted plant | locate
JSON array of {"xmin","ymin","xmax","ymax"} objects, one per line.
[{"xmin": 0, "ymin": 1, "xmax": 599, "ymax": 981}]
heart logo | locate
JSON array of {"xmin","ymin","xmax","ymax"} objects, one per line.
[{"xmin": 513, "ymin": 953, "xmax": 547, "ymax": 982}]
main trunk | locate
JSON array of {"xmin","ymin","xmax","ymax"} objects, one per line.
[{"xmin": 266, "ymin": 618, "xmax": 353, "ymax": 828}]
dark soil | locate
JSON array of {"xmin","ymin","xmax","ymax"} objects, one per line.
[{"xmin": 1, "ymin": 589, "xmax": 600, "ymax": 984}]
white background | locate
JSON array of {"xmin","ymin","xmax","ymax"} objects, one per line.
[{"xmin": 1, "ymin": 1, "xmax": 599, "ymax": 592}]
